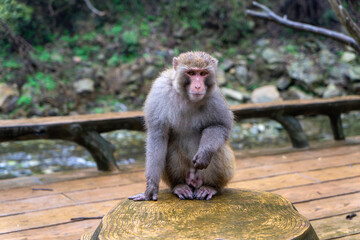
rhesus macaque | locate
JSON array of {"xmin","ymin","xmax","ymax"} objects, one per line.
[{"xmin": 129, "ymin": 51, "xmax": 235, "ymax": 201}]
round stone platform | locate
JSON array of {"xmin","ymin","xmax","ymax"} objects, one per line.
[{"xmin": 82, "ymin": 188, "xmax": 318, "ymax": 239}]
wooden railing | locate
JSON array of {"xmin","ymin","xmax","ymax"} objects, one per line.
[{"xmin": 1, "ymin": 96, "xmax": 360, "ymax": 171}]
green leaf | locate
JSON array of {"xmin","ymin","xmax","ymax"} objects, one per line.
[
  {"xmin": 122, "ymin": 30, "xmax": 139, "ymax": 45},
  {"xmin": 3, "ymin": 58, "xmax": 22, "ymax": 68},
  {"xmin": 107, "ymin": 54, "xmax": 120, "ymax": 66},
  {"xmin": 17, "ymin": 95, "xmax": 32, "ymax": 106}
]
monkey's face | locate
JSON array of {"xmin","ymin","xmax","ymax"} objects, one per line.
[{"xmin": 181, "ymin": 68, "xmax": 215, "ymax": 102}]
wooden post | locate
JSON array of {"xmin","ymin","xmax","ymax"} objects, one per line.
[
  {"xmin": 328, "ymin": 114, "xmax": 345, "ymax": 140},
  {"xmin": 272, "ymin": 115, "xmax": 309, "ymax": 148},
  {"xmin": 68, "ymin": 124, "xmax": 119, "ymax": 171}
]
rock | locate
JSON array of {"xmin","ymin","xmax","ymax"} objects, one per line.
[
  {"xmin": 329, "ymin": 63, "xmax": 351, "ymax": 80},
  {"xmin": 221, "ymin": 59, "xmax": 235, "ymax": 72},
  {"xmin": 256, "ymin": 39, "xmax": 270, "ymax": 48},
  {"xmin": 97, "ymin": 53, "xmax": 105, "ymax": 61},
  {"xmin": 319, "ymin": 49, "xmax": 336, "ymax": 67},
  {"xmin": 265, "ymin": 63, "xmax": 286, "ymax": 78},
  {"xmin": 173, "ymin": 27, "xmax": 193, "ymax": 39},
  {"xmin": 287, "ymin": 58, "xmax": 323, "ymax": 87},
  {"xmin": 304, "ymin": 41, "xmax": 321, "ymax": 52},
  {"xmin": 0, "ymin": 83, "xmax": 18, "ymax": 112},
  {"xmin": 348, "ymin": 66, "xmax": 360, "ymax": 82},
  {"xmin": 143, "ymin": 66, "xmax": 158, "ymax": 79},
  {"xmin": 235, "ymin": 54, "xmax": 247, "ymax": 65},
  {"xmin": 128, "ymin": 73, "xmax": 142, "ymax": 83},
  {"xmin": 234, "ymin": 65, "xmax": 248, "ymax": 85},
  {"xmin": 281, "ymin": 87, "xmax": 313, "ymax": 100},
  {"xmin": 51, "ymin": 52, "xmax": 63, "ymax": 62},
  {"xmin": 77, "ymin": 67, "xmax": 95, "ymax": 79},
  {"xmin": 105, "ymin": 66, "xmax": 132, "ymax": 93},
  {"xmin": 276, "ymin": 77, "xmax": 292, "ymax": 91},
  {"xmin": 251, "ymin": 85, "xmax": 282, "ymax": 103},
  {"xmin": 314, "ymin": 87, "xmax": 326, "ymax": 97},
  {"xmin": 217, "ymin": 68, "xmax": 226, "ymax": 85},
  {"xmin": 323, "ymin": 83, "xmax": 344, "ymax": 98},
  {"xmin": 73, "ymin": 78, "xmax": 95, "ymax": 94},
  {"xmin": 221, "ymin": 87, "xmax": 248, "ymax": 102},
  {"xmin": 340, "ymin": 51, "xmax": 356, "ymax": 63},
  {"xmin": 352, "ymin": 82, "xmax": 360, "ymax": 94},
  {"xmin": 73, "ymin": 56, "xmax": 82, "ymax": 63},
  {"xmin": 261, "ymin": 48, "xmax": 285, "ymax": 64}
]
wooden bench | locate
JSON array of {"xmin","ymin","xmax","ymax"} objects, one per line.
[{"xmin": 1, "ymin": 96, "xmax": 359, "ymax": 171}]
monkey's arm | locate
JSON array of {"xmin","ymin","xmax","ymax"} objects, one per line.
[
  {"xmin": 129, "ymin": 124, "xmax": 169, "ymax": 201},
  {"xmin": 193, "ymin": 124, "xmax": 231, "ymax": 169}
]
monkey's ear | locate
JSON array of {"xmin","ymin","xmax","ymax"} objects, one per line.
[
  {"xmin": 211, "ymin": 57, "xmax": 219, "ymax": 67},
  {"xmin": 173, "ymin": 57, "xmax": 179, "ymax": 71}
]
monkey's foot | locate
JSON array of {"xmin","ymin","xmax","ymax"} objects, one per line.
[
  {"xmin": 173, "ymin": 184, "xmax": 194, "ymax": 200},
  {"xmin": 128, "ymin": 192, "xmax": 147, "ymax": 201},
  {"xmin": 128, "ymin": 192, "xmax": 158, "ymax": 201},
  {"xmin": 194, "ymin": 186, "xmax": 217, "ymax": 200}
]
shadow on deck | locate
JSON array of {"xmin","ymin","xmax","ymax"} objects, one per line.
[{"xmin": 0, "ymin": 137, "xmax": 360, "ymax": 240}]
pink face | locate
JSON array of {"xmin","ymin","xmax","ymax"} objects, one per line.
[{"xmin": 185, "ymin": 68, "xmax": 210, "ymax": 101}]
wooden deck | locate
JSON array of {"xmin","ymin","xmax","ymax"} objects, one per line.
[{"xmin": 0, "ymin": 138, "xmax": 360, "ymax": 240}]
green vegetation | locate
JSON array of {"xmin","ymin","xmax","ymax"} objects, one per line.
[
  {"xmin": 27, "ymin": 72, "xmax": 57, "ymax": 91},
  {"xmin": 0, "ymin": 0, "xmax": 358, "ymax": 118}
]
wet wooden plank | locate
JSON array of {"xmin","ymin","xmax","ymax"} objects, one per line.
[
  {"xmin": 3, "ymin": 143, "xmax": 357, "ymax": 202},
  {"xmin": 228, "ymin": 174, "xmax": 315, "ymax": 191},
  {"xmin": 0, "ymin": 187, "xmax": 58, "ymax": 202},
  {"xmin": 304, "ymin": 164, "xmax": 360, "ymax": 181},
  {"xmin": 0, "ymin": 168, "xmax": 107, "ymax": 191},
  {"xmin": 0, "ymin": 139, "xmax": 358, "ymax": 239},
  {"xmin": 0, "ymin": 194, "xmax": 75, "ymax": 217},
  {"xmin": 336, "ymin": 233, "xmax": 360, "ymax": 240},
  {"xmin": 310, "ymin": 212, "xmax": 360, "ymax": 240},
  {"xmin": 233, "ymin": 151, "xmax": 360, "ymax": 181},
  {"xmin": 39, "ymin": 171, "xmax": 145, "ymax": 194},
  {"xmin": 236, "ymin": 143, "xmax": 360, "ymax": 169},
  {"xmin": 0, "ymin": 170, "xmax": 145, "ymax": 202},
  {"xmin": 65, "ymin": 182, "xmax": 147, "ymax": 203},
  {"xmin": 0, "ymin": 220, "xmax": 99, "ymax": 240},
  {"xmin": 0, "ymin": 177, "xmax": 43, "ymax": 191},
  {"xmin": 230, "ymin": 164, "xmax": 360, "ymax": 192},
  {"xmin": 294, "ymin": 192, "xmax": 360, "ymax": 220},
  {"xmin": 0, "ymin": 200, "xmax": 117, "ymax": 234},
  {"xmin": 273, "ymin": 177, "xmax": 360, "ymax": 203}
]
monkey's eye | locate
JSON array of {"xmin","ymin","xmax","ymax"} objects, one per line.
[
  {"xmin": 187, "ymin": 71, "xmax": 195, "ymax": 76},
  {"xmin": 200, "ymin": 71, "xmax": 208, "ymax": 76}
]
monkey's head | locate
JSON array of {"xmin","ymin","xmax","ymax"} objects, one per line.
[{"xmin": 172, "ymin": 51, "xmax": 218, "ymax": 102}]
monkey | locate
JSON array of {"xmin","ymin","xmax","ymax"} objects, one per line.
[{"xmin": 129, "ymin": 51, "xmax": 235, "ymax": 201}]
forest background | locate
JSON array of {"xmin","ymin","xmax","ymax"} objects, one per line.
[{"xmin": 1, "ymin": 0, "xmax": 360, "ymax": 119}]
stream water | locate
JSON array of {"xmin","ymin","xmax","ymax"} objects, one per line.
[{"xmin": 0, "ymin": 112, "xmax": 359, "ymax": 179}]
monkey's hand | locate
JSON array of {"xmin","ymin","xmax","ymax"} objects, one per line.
[
  {"xmin": 128, "ymin": 180, "xmax": 158, "ymax": 201},
  {"xmin": 192, "ymin": 150, "xmax": 213, "ymax": 169}
]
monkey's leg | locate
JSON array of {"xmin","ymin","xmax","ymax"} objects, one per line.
[
  {"xmin": 194, "ymin": 186, "xmax": 217, "ymax": 200},
  {"xmin": 173, "ymin": 184, "xmax": 194, "ymax": 200}
]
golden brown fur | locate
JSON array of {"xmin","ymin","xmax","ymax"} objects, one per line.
[
  {"xmin": 162, "ymin": 141, "xmax": 235, "ymax": 191},
  {"xmin": 176, "ymin": 51, "xmax": 218, "ymax": 69}
]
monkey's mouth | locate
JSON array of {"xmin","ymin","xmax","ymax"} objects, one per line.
[
  {"xmin": 189, "ymin": 93, "xmax": 205, "ymax": 101},
  {"xmin": 189, "ymin": 92, "xmax": 205, "ymax": 96}
]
